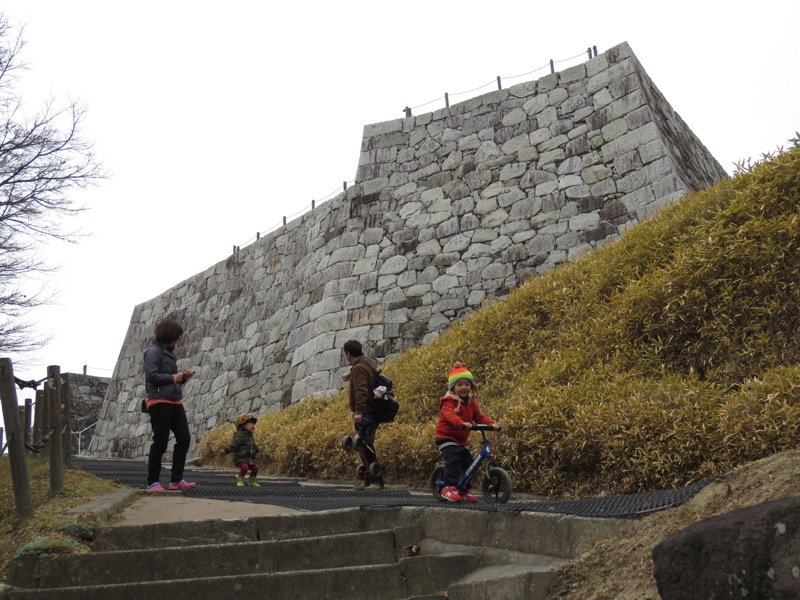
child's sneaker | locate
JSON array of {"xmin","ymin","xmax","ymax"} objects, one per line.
[
  {"xmin": 168, "ymin": 480, "xmax": 197, "ymax": 491},
  {"xmin": 236, "ymin": 476, "xmax": 245, "ymax": 487},
  {"xmin": 146, "ymin": 482, "xmax": 165, "ymax": 492},
  {"xmin": 442, "ymin": 486, "xmax": 462, "ymax": 502},
  {"xmin": 463, "ymin": 492, "xmax": 479, "ymax": 503}
]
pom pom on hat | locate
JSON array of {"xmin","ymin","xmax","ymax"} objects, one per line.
[{"xmin": 447, "ymin": 362, "xmax": 476, "ymax": 389}]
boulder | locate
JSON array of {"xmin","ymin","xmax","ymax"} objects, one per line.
[{"xmin": 652, "ymin": 495, "xmax": 800, "ymax": 599}]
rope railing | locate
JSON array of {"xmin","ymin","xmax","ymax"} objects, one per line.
[
  {"xmin": 404, "ymin": 46, "xmax": 597, "ymax": 114},
  {"xmin": 232, "ymin": 46, "xmax": 599, "ymax": 255}
]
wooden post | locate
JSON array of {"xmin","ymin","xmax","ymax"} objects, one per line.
[
  {"xmin": 23, "ymin": 398, "xmax": 32, "ymax": 452},
  {"xmin": 62, "ymin": 373, "xmax": 73, "ymax": 463},
  {"xmin": 445, "ymin": 93, "xmax": 449, "ymax": 108},
  {"xmin": 39, "ymin": 386, "xmax": 49, "ymax": 463},
  {"xmin": 0, "ymin": 358, "xmax": 34, "ymax": 519},
  {"xmin": 403, "ymin": 106, "xmax": 412, "ymax": 117},
  {"xmin": 497, "ymin": 76, "xmax": 502, "ymax": 90},
  {"xmin": 47, "ymin": 365, "xmax": 64, "ymax": 494},
  {"xmin": 33, "ymin": 389, "xmax": 44, "ymax": 448},
  {"xmin": 550, "ymin": 59, "xmax": 555, "ymax": 74}
]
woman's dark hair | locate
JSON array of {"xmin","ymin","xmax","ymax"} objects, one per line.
[
  {"xmin": 342, "ymin": 339, "xmax": 363, "ymax": 357},
  {"xmin": 155, "ymin": 319, "xmax": 184, "ymax": 345}
]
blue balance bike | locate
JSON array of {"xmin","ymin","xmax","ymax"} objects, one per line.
[{"xmin": 430, "ymin": 423, "xmax": 512, "ymax": 504}]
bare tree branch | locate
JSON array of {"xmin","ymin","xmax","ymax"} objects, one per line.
[{"xmin": 0, "ymin": 14, "xmax": 106, "ymax": 354}]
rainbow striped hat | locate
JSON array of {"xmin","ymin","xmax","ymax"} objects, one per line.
[{"xmin": 447, "ymin": 363, "xmax": 476, "ymax": 389}]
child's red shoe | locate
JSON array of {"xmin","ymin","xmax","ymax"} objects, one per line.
[
  {"xmin": 442, "ymin": 486, "xmax": 462, "ymax": 502},
  {"xmin": 463, "ymin": 493, "xmax": 479, "ymax": 503}
]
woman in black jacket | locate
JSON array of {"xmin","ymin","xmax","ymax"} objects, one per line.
[{"xmin": 143, "ymin": 318, "xmax": 196, "ymax": 491}]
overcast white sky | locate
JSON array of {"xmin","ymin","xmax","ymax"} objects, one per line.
[{"xmin": 0, "ymin": 1, "xmax": 798, "ymax": 429}]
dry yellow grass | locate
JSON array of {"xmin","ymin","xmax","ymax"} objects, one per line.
[
  {"xmin": 0, "ymin": 456, "xmax": 122, "ymax": 582},
  {"xmin": 200, "ymin": 139, "xmax": 800, "ymax": 500}
]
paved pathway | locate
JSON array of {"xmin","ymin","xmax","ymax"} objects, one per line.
[{"xmin": 73, "ymin": 456, "xmax": 709, "ymax": 518}]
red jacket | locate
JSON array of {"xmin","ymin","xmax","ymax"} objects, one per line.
[{"xmin": 435, "ymin": 391, "xmax": 495, "ymax": 446}]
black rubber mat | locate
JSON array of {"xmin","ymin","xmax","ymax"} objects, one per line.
[
  {"xmin": 509, "ymin": 479, "xmax": 711, "ymax": 517},
  {"xmin": 72, "ymin": 457, "xmax": 710, "ymax": 518}
]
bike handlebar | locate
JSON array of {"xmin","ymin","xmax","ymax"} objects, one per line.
[{"xmin": 467, "ymin": 423, "xmax": 499, "ymax": 431}]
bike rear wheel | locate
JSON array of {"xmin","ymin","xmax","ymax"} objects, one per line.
[
  {"xmin": 429, "ymin": 465, "xmax": 447, "ymax": 502},
  {"xmin": 482, "ymin": 466, "xmax": 512, "ymax": 504}
]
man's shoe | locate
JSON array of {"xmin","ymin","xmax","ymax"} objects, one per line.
[
  {"xmin": 442, "ymin": 486, "xmax": 462, "ymax": 502},
  {"xmin": 366, "ymin": 478, "xmax": 385, "ymax": 490},
  {"xmin": 146, "ymin": 482, "xmax": 165, "ymax": 492},
  {"xmin": 463, "ymin": 493, "xmax": 479, "ymax": 503},
  {"xmin": 168, "ymin": 480, "xmax": 197, "ymax": 491}
]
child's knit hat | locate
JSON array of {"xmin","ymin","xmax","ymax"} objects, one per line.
[
  {"xmin": 235, "ymin": 413, "xmax": 257, "ymax": 429},
  {"xmin": 447, "ymin": 362, "xmax": 476, "ymax": 390}
]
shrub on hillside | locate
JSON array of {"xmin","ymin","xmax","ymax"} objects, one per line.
[{"xmin": 200, "ymin": 139, "xmax": 800, "ymax": 498}]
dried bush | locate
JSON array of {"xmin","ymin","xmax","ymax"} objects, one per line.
[{"xmin": 202, "ymin": 140, "xmax": 800, "ymax": 498}]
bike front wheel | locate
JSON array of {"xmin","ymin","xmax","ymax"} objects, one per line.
[{"xmin": 482, "ymin": 467, "xmax": 512, "ymax": 504}]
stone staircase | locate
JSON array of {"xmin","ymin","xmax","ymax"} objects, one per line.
[{"xmin": 1, "ymin": 506, "xmax": 629, "ymax": 600}]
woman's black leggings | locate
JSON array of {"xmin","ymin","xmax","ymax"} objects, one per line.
[{"xmin": 147, "ymin": 402, "xmax": 191, "ymax": 485}]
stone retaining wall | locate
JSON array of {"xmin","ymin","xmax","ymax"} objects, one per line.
[{"xmin": 87, "ymin": 41, "xmax": 727, "ymax": 459}]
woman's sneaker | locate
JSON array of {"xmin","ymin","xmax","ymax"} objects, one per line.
[
  {"xmin": 146, "ymin": 482, "xmax": 165, "ymax": 492},
  {"xmin": 168, "ymin": 480, "xmax": 197, "ymax": 491},
  {"xmin": 442, "ymin": 486, "xmax": 462, "ymax": 502}
]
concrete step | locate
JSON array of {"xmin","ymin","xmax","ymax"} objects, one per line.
[
  {"xmin": 94, "ymin": 507, "xmax": 368, "ymax": 551},
  {"xmin": 447, "ymin": 565, "xmax": 558, "ymax": 600},
  {"xmin": 0, "ymin": 554, "xmax": 478, "ymax": 600},
  {"xmin": 8, "ymin": 526, "xmax": 423, "ymax": 589},
  {"xmin": 1, "ymin": 505, "xmax": 630, "ymax": 600}
]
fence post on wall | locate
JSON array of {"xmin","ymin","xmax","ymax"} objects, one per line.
[
  {"xmin": 497, "ymin": 76, "xmax": 502, "ymax": 90},
  {"xmin": 47, "ymin": 365, "xmax": 64, "ymax": 494},
  {"xmin": 549, "ymin": 59, "xmax": 555, "ymax": 74},
  {"xmin": 445, "ymin": 93, "xmax": 449, "ymax": 108},
  {"xmin": 0, "ymin": 358, "xmax": 34, "ymax": 519}
]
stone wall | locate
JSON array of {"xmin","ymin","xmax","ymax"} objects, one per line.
[
  {"xmin": 86, "ymin": 41, "xmax": 727, "ymax": 459},
  {"xmin": 65, "ymin": 373, "xmax": 108, "ymax": 455}
]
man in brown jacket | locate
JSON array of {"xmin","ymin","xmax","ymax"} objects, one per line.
[{"xmin": 342, "ymin": 339, "xmax": 384, "ymax": 488}]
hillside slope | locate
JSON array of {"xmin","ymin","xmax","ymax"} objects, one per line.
[
  {"xmin": 545, "ymin": 448, "xmax": 800, "ymax": 599},
  {"xmin": 201, "ymin": 138, "xmax": 800, "ymax": 501}
]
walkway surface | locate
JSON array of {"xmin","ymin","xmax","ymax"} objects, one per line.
[{"xmin": 72, "ymin": 457, "xmax": 710, "ymax": 525}]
